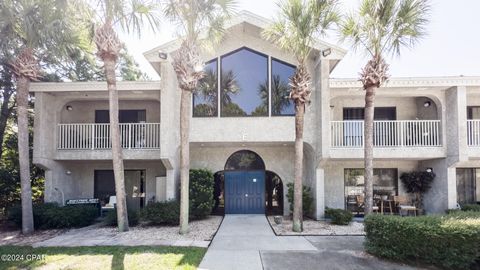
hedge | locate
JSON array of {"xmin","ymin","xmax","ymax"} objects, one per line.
[
  {"xmin": 364, "ymin": 213, "xmax": 480, "ymax": 269},
  {"xmin": 7, "ymin": 203, "xmax": 98, "ymax": 229},
  {"xmin": 461, "ymin": 204, "xmax": 480, "ymax": 212},
  {"xmin": 104, "ymin": 209, "xmax": 139, "ymax": 227},
  {"xmin": 140, "ymin": 200, "xmax": 180, "ymax": 225},
  {"xmin": 189, "ymin": 169, "xmax": 214, "ymax": 219},
  {"xmin": 325, "ymin": 208, "xmax": 353, "ymax": 225}
]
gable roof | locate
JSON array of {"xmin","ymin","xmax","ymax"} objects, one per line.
[{"xmin": 143, "ymin": 10, "xmax": 347, "ymax": 72}]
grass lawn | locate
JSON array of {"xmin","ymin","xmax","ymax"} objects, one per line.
[{"xmin": 0, "ymin": 245, "xmax": 206, "ymax": 270}]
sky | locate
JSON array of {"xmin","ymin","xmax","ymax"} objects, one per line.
[{"xmin": 119, "ymin": 0, "xmax": 480, "ymax": 80}]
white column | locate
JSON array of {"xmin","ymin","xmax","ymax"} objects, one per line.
[{"xmin": 315, "ymin": 168, "xmax": 325, "ymax": 219}]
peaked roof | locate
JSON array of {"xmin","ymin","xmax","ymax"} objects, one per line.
[{"xmin": 143, "ymin": 10, "xmax": 347, "ymax": 70}]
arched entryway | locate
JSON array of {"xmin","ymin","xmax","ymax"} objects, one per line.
[{"xmin": 212, "ymin": 150, "xmax": 284, "ymax": 215}]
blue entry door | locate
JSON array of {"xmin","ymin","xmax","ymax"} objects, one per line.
[{"xmin": 225, "ymin": 171, "xmax": 265, "ymax": 214}]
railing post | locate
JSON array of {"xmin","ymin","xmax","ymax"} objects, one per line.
[
  {"xmin": 128, "ymin": 123, "xmax": 132, "ymax": 149},
  {"xmin": 91, "ymin": 124, "xmax": 95, "ymax": 150},
  {"xmin": 400, "ymin": 121, "xmax": 404, "ymax": 147}
]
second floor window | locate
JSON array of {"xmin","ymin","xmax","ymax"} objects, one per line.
[
  {"xmin": 192, "ymin": 47, "xmax": 297, "ymax": 118},
  {"xmin": 95, "ymin": 110, "xmax": 146, "ymax": 123}
]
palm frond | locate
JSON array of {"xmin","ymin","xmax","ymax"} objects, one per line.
[
  {"xmin": 263, "ymin": 0, "xmax": 340, "ymax": 63},
  {"xmin": 341, "ymin": 0, "xmax": 430, "ymax": 58}
]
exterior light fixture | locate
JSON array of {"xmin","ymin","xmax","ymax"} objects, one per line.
[
  {"xmin": 158, "ymin": 51, "xmax": 168, "ymax": 60},
  {"xmin": 423, "ymin": 101, "xmax": 431, "ymax": 107},
  {"xmin": 65, "ymin": 170, "xmax": 72, "ymax": 175},
  {"xmin": 426, "ymin": 168, "xmax": 433, "ymax": 173},
  {"xmin": 322, "ymin": 48, "xmax": 332, "ymax": 57},
  {"xmin": 66, "ymin": 105, "xmax": 73, "ymax": 111}
]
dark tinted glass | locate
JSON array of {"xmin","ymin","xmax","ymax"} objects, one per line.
[
  {"xmin": 271, "ymin": 59, "xmax": 295, "ymax": 115},
  {"xmin": 221, "ymin": 48, "xmax": 268, "ymax": 116},
  {"xmin": 344, "ymin": 168, "xmax": 398, "ymax": 213},
  {"xmin": 193, "ymin": 60, "xmax": 218, "ymax": 117},
  {"xmin": 225, "ymin": 150, "xmax": 266, "ymax": 170}
]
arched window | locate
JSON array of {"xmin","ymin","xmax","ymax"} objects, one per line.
[{"xmin": 224, "ymin": 150, "xmax": 265, "ymax": 170}]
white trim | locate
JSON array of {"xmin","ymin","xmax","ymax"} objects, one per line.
[
  {"xmin": 330, "ymin": 76, "xmax": 480, "ymax": 89},
  {"xmin": 30, "ymin": 81, "xmax": 161, "ymax": 92}
]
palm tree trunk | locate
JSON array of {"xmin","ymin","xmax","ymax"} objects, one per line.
[
  {"xmin": 179, "ymin": 89, "xmax": 191, "ymax": 234},
  {"xmin": 363, "ymin": 86, "xmax": 376, "ymax": 215},
  {"xmin": 0, "ymin": 88, "xmax": 14, "ymax": 159},
  {"xmin": 104, "ymin": 57, "xmax": 129, "ymax": 232},
  {"xmin": 17, "ymin": 76, "xmax": 34, "ymax": 234},
  {"xmin": 292, "ymin": 102, "xmax": 304, "ymax": 232}
]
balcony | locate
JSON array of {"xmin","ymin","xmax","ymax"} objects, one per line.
[
  {"xmin": 57, "ymin": 123, "xmax": 161, "ymax": 150},
  {"xmin": 330, "ymin": 120, "xmax": 443, "ymax": 159},
  {"xmin": 467, "ymin": 120, "xmax": 480, "ymax": 147}
]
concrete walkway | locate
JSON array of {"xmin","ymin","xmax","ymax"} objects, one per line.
[
  {"xmin": 199, "ymin": 215, "xmax": 421, "ymax": 270},
  {"xmin": 199, "ymin": 215, "xmax": 317, "ymax": 270}
]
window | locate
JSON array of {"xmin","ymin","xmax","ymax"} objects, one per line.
[
  {"xmin": 342, "ymin": 107, "xmax": 397, "ymax": 147},
  {"xmin": 95, "ymin": 110, "xmax": 146, "ymax": 123},
  {"xmin": 456, "ymin": 168, "xmax": 480, "ymax": 204},
  {"xmin": 467, "ymin": 106, "xmax": 480, "ymax": 120},
  {"xmin": 343, "ymin": 107, "xmax": 397, "ymax": 120},
  {"xmin": 344, "ymin": 168, "xmax": 398, "ymax": 212},
  {"xmin": 193, "ymin": 59, "xmax": 218, "ymax": 117},
  {"xmin": 192, "ymin": 47, "xmax": 297, "ymax": 118},
  {"xmin": 271, "ymin": 59, "xmax": 295, "ymax": 115},
  {"xmin": 224, "ymin": 150, "xmax": 265, "ymax": 170},
  {"xmin": 221, "ymin": 48, "xmax": 268, "ymax": 117}
]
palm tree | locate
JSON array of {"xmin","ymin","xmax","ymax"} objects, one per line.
[
  {"xmin": 0, "ymin": 0, "xmax": 82, "ymax": 234},
  {"xmin": 163, "ymin": 0, "xmax": 235, "ymax": 234},
  {"xmin": 341, "ymin": 0, "xmax": 430, "ymax": 214},
  {"xmin": 263, "ymin": 0, "xmax": 339, "ymax": 232},
  {"xmin": 88, "ymin": 0, "xmax": 161, "ymax": 232}
]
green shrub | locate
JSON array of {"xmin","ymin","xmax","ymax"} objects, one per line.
[
  {"xmin": 325, "ymin": 208, "xmax": 353, "ymax": 225},
  {"xmin": 189, "ymin": 169, "xmax": 214, "ymax": 219},
  {"xmin": 104, "ymin": 209, "xmax": 139, "ymax": 227},
  {"xmin": 140, "ymin": 200, "xmax": 180, "ymax": 225},
  {"xmin": 286, "ymin": 183, "xmax": 313, "ymax": 216},
  {"xmin": 461, "ymin": 204, "xmax": 480, "ymax": 212},
  {"xmin": 7, "ymin": 203, "xmax": 98, "ymax": 229},
  {"xmin": 364, "ymin": 214, "xmax": 480, "ymax": 269}
]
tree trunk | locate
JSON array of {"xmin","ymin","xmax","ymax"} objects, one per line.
[
  {"xmin": 179, "ymin": 89, "xmax": 191, "ymax": 234},
  {"xmin": 104, "ymin": 57, "xmax": 129, "ymax": 232},
  {"xmin": 17, "ymin": 76, "xmax": 34, "ymax": 234},
  {"xmin": 0, "ymin": 88, "xmax": 14, "ymax": 159},
  {"xmin": 363, "ymin": 86, "xmax": 376, "ymax": 215},
  {"xmin": 292, "ymin": 102, "xmax": 304, "ymax": 232}
]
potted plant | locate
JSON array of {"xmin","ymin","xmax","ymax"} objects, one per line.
[{"xmin": 399, "ymin": 171, "xmax": 435, "ymax": 211}]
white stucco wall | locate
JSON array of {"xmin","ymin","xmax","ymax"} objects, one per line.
[{"xmin": 44, "ymin": 160, "xmax": 166, "ymax": 205}]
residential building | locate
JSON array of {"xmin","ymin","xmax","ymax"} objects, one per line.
[{"xmin": 31, "ymin": 11, "xmax": 480, "ymax": 218}]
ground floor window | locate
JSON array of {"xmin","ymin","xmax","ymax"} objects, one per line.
[
  {"xmin": 344, "ymin": 168, "xmax": 398, "ymax": 214},
  {"xmin": 456, "ymin": 168, "xmax": 480, "ymax": 205},
  {"xmin": 94, "ymin": 170, "xmax": 145, "ymax": 211}
]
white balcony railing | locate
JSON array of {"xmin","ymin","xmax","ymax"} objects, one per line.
[
  {"xmin": 331, "ymin": 120, "xmax": 441, "ymax": 148},
  {"xmin": 467, "ymin": 120, "xmax": 480, "ymax": 146},
  {"xmin": 57, "ymin": 123, "xmax": 161, "ymax": 150}
]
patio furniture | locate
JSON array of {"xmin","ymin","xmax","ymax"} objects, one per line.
[
  {"xmin": 101, "ymin": 196, "xmax": 116, "ymax": 215},
  {"xmin": 356, "ymin": 195, "xmax": 379, "ymax": 214},
  {"xmin": 394, "ymin": 196, "xmax": 417, "ymax": 216},
  {"xmin": 380, "ymin": 196, "xmax": 394, "ymax": 215}
]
